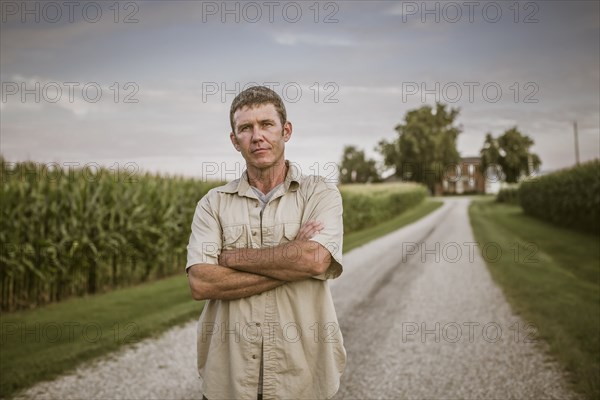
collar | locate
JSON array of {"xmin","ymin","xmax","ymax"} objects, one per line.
[{"xmin": 216, "ymin": 160, "xmax": 301, "ymax": 198}]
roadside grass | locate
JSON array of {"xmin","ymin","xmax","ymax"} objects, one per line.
[
  {"xmin": 0, "ymin": 276, "xmax": 203, "ymax": 399},
  {"xmin": 1, "ymin": 198, "xmax": 442, "ymax": 399},
  {"xmin": 469, "ymin": 198, "xmax": 599, "ymax": 400}
]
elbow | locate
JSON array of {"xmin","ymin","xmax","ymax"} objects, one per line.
[
  {"xmin": 191, "ymin": 291, "xmax": 203, "ymax": 301},
  {"xmin": 189, "ymin": 280, "xmax": 211, "ymax": 301},
  {"xmin": 187, "ymin": 266, "xmax": 214, "ymax": 300},
  {"xmin": 191, "ymin": 288, "xmax": 207, "ymax": 301},
  {"xmin": 189, "ymin": 276, "xmax": 228, "ymax": 301}
]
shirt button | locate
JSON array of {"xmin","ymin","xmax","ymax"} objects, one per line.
[
  {"xmin": 252, "ymin": 231, "xmax": 257, "ymax": 236},
  {"xmin": 256, "ymin": 322, "xmax": 261, "ymax": 327},
  {"xmin": 252, "ymin": 354, "xmax": 257, "ymax": 359}
]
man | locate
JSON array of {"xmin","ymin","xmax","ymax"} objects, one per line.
[{"xmin": 186, "ymin": 86, "xmax": 346, "ymax": 400}]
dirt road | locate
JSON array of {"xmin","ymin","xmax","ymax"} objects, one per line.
[{"xmin": 15, "ymin": 198, "xmax": 577, "ymax": 399}]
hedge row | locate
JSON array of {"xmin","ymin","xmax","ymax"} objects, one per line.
[
  {"xmin": 496, "ymin": 187, "xmax": 520, "ymax": 204},
  {"xmin": 518, "ymin": 160, "xmax": 600, "ymax": 234},
  {"xmin": 340, "ymin": 183, "xmax": 428, "ymax": 234}
]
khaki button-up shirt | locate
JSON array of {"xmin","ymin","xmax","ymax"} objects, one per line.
[{"xmin": 186, "ymin": 161, "xmax": 346, "ymax": 400}]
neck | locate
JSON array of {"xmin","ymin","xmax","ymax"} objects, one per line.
[{"xmin": 247, "ymin": 161, "xmax": 288, "ymax": 194}]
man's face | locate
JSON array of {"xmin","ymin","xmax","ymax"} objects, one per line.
[{"xmin": 230, "ymin": 103, "xmax": 292, "ymax": 171}]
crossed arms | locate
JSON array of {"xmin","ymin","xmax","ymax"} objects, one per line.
[{"xmin": 187, "ymin": 221, "xmax": 332, "ymax": 301}]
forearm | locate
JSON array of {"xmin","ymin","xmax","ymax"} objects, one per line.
[
  {"xmin": 220, "ymin": 240, "xmax": 330, "ymax": 281},
  {"xmin": 187, "ymin": 263, "xmax": 285, "ymax": 301}
]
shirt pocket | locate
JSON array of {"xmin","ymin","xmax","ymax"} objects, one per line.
[
  {"xmin": 222, "ymin": 225, "xmax": 248, "ymax": 250},
  {"xmin": 281, "ymin": 222, "xmax": 301, "ymax": 243}
]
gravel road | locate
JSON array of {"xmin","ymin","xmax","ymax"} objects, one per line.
[{"xmin": 14, "ymin": 197, "xmax": 578, "ymax": 400}]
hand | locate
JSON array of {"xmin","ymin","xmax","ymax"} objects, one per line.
[{"xmin": 295, "ymin": 220, "xmax": 324, "ymax": 241}]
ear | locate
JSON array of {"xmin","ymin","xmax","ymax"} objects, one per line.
[
  {"xmin": 282, "ymin": 121, "xmax": 292, "ymax": 142},
  {"xmin": 230, "ymin": 132, "xmax": 241, "ymax": 152}
]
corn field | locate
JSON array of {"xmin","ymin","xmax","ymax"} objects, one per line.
[
  {"xmin": 1, "ymin": 158, "xmax": 428, "ymax": 312},
  {"xmin": 340, "ymin": 182, "xmax": 427, "ymax": 234},
  {"xmin": 0, "ymin": 157, "xmax": 221, "ymax": 311}
]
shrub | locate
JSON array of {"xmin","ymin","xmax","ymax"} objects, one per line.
[
  {"xmin": 496, "ymin": 187, "xmax": 520, "ymax": 204},
  {"xmin": 340, "ymin": 182, "xmax": 427, "ymax": 234},
  {"xmin": 518, "ymin": 160, "xmax": 600, "ymax": 234}
]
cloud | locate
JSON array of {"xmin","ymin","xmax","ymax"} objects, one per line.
[{"xmin": 274, "ymin": 33, "xmax": 355, "ymax": 47}]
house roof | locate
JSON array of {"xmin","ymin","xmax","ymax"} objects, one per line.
[{"xmin": 461, "ymin": 156, "xmax": 481, "ymax": 163}]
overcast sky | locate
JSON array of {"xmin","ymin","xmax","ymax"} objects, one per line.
[{"xmin": 1, "ymin": 0, "xmax": 598, "ymax": 181}]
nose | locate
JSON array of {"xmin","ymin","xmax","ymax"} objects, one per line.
[{"xmin": 251, "ymin": 126, "xmax": 265, "ymax": 142}]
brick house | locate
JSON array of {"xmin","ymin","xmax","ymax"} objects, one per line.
[{"xmin": 439, "ymin": 156, "xmax": 486, "ymax": 195}]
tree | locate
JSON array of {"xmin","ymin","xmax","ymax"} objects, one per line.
[
  {"xmin": 480, "ymin": 133, "xmax": 500, "ymax": 170},
  {"xmin": 377, "ymin": 103, "xmax": 461, "ymax": 193},
  {"xmin": 480, "ymin": 127, "xmax": 541, "ymax": 183},
  {"xmin": 338, "ymin": 145, "xmax": 380, "ymax": 184}
]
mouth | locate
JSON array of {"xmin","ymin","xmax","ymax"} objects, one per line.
[{"xmin": 252, "ymin": 148, "xmax": 269, "ymax": 153}]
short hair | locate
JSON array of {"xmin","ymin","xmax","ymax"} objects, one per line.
[{"xmin": 229, "ymin": 86, "xmax": 287, "ymax": 133}]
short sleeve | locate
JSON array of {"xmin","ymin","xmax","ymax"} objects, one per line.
[
  {"xmin": 304, "ymin": 180, "xmax": 344, "ymax": 280},
  {"xmin": 186, "ymin": 193, "xmax": 222, "ymax": 273}
]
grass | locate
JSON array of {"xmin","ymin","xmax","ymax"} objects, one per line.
[
  {"xmin": 1, "ymin": 198, "xmax": 442, "ymax": 399},
  {"xmin": 0, "ymin": 276, "xmax": 203, "ymax": 399},
  {"xmin": 469, "ymin": 197, "xmax": 599, "ymax": 399}
]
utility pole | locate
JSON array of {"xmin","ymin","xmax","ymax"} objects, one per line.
[{"xmin": 573, "ymin": 121, "xmax": 580, "ymax": 166}]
